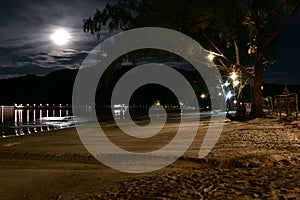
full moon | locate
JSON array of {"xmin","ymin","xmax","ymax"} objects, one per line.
[{"xmin": 51, "ymin": 29, "xmax": 71, "ymax": 45}]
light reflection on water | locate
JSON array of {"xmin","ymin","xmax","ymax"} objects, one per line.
[
  {"xmin": 0, "ymin": 106, "xmax": 73, "ymax": 138},
  {"xmin": 0, "ymin": 104, "xmax": 209, "ymax": 138}
]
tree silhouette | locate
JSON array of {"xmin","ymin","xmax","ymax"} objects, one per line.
[{"xmin": 83, "ymin": 0, "xmax": 300, "ymax": 118}]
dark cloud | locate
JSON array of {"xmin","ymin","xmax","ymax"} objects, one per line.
[
  {"xmin": 0, "ymin": 48, "xmax": 89, "ymax": 77},
  {"xmin": 0, "ymin": 64, "xmax": 58, "ymax": 76},
  {"xmin": 0, "ymin": 0, "xmax": 109, "ymax": 45},
  {"xmin": 0, "ymin": 0, "xmax": 114, "ymax": 78},
  {"xmin": 0, "ymin": 0, "xmax": 299, "ymax": 84}
]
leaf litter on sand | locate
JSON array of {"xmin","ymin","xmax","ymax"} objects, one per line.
[{"xmin": 96, "ymin": 118, "xmax": 300, "ymax": 199}]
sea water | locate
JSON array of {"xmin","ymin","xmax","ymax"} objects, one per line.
[{"xmin": 0, "ymin": 105, "xmax": 73, "ymax": 138}]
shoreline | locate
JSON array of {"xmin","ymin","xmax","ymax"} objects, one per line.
[{"xmin": 1, "ymin": 117, "xmax": 300, "ymax": 199}]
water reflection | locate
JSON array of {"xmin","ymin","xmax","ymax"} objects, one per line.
[
  {"xmin": 0, "ymin": 105, "xmax": 73, "ymax": 138},
  {"xmin": 0, "ymin": 104, "xmax": 207, "ymax": 138}
]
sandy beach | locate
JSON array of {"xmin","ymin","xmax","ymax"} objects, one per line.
[{"xmin": 0, "ymin": 117, "xmax": 300, "ymax": 199}]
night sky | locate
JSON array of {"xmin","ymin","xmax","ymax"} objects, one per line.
[
  {"xmin": 0, "ymin": 0, "xmax": 111, "ymax": 79},
  {"xmin": 0, "ymin": 0, "xmax": 299, "ymax": 84},
  {"xmin": 262, "ymin": 9, "xmax": 300, "ymax": 85}
]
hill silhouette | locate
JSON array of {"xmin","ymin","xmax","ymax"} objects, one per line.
[
  {"xmin": 0, "ymin": 68, "xmax": 298, "ymax": 106},
  {"xmin": 0, "ymin": 69, "xmax": 77, "ymax": 105}
]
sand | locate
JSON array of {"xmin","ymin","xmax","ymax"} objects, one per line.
[{"xmin": 0, "ymin": 118, "xmax": 300, "ymax": 199}]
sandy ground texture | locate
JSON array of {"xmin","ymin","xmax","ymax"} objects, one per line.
[{"xmin": 0, "ymin": 117, "xmax": 300, "ymax": 199}]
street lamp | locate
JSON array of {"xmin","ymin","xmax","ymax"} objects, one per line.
[
  {"xmin": 230, "ymin": 72, "xmax": 238, "ymax": 81},
  {"xmin": 207, "ymin": 53, "xmax": 215, "ymax": 61}
]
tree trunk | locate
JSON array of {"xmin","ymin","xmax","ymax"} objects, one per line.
[
  {"xmin": 250, "ymin": 50, "xmax": 265, "ymax": 118},
  {"xmin": 249, "ymin": 6, "xmax": 265, "ymax": 118},
  {"xmin": 251, "ymin": 74, "xmax": 264, "ymax": 117}
]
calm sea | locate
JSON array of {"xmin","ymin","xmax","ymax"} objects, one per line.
[
  {"xmin": 0, "ymin": 104, "xmax": 211, "ymax": 138},
  {"xmin": 0, "ymin": 106, "xmax": 73, "ymax": 137}
]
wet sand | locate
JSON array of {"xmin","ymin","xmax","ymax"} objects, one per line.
[{"xmin": 0, "ymin": 118, "xmax": 300, "ymax": 199}]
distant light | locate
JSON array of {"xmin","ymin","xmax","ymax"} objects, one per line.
[
  {"xmin": 218, "ymin": 92, "xmax": 222, "ymax": 96},
  {"xmin": 207, "ymin": 53, "xmax": 215, "ymax": 61},
  {"xmin": 155, "ymin": 100, "xmax": 161, "ymax": 106},
  {"xmin": 201, "ymin": 94, "xmax": 206, "ymax": 99},
  {"xmin": 233, "ymin": 100, "xmax": 237, "ymax": 104},
  {"xmin": 113, "ymin": 104, "xmax": 123, "ymax": 108},
  {"xmin": 114, "ymin": 109, "xmax": 121, "ymax": 115},
  {"xmin": 230, "ymin": 72, "xmax": 238, "ymax": 80}
]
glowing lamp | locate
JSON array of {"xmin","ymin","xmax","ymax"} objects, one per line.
[
  {"xmin": 230, "ymin": 72, "xmax": 238, "ymax": 81},
  {"xmin": 207, "ymin": 53, "xmax": 215, "ymax": 61}
]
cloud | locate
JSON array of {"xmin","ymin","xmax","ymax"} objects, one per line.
[
  {"xmin": 0, "ymin": 0, "xmax": 121, "ymax": 80},
  {"xmin": 0, "ymin": 0, "xmax": 115, "ymax": 78},
  {"xmin": 2, "ymin": 0, "xmax": 298, "ymax": 84},
  {"xmin": 0, "ymin": 64, "xmax": 58, "ymax": 77},
  {"xmin": 0, "ymin": 48, "xmax": 89, "ymax": 77},
  {"xmin": 0, "ymin": 0, "xmax": 109, "ymax": 47}
]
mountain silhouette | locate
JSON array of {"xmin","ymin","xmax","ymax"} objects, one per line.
[{"xmin": 0, "ymin": 68, "xmax": 298, "ymax": 106}]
